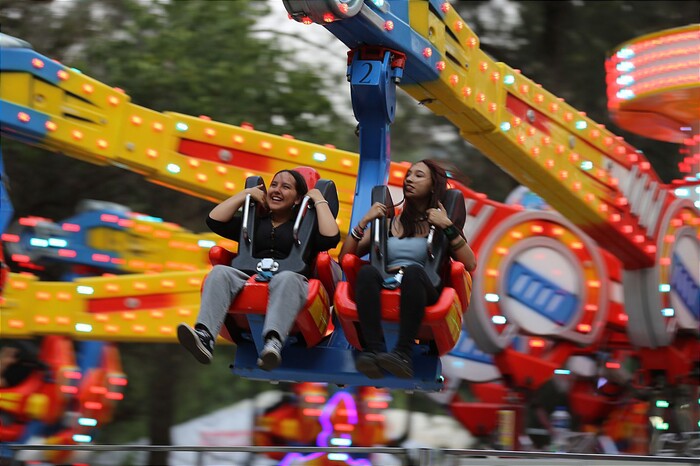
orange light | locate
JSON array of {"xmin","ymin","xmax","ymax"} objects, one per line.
[
  {"xmin": 97, "ymin": 139, "xmax": 108, "ymax": 149},
  {"xmin": 576, "ymin": 324, "xmax": 591, "ymax": 333},
  {"xmin": 82, "ymin": 84, "xmax": 94, "ymax": 94},
  {"xmin": 529, "ymin": 339, "xmax": 545, "ymax": 348},
  {"xmin": 479, "ymin": 62, "xmax": 488, "ymax": 72},
  {"xmin": 454, "ymin": 21, "xmax": 464, "ymax": 31},
  {"xmin": 422, "ymin": 47, "xmax": 432, "ymax": 58},
  {"xmin": 17, "ymin": 112, "xmax": 30, "ymax": 123},
  {"xmin": 204, "ymin": 128, "xmax": 216, "ymax": 138},
  {"xmin": 261, "ymin": 141, "xmax": 272, "ymax": 150},
  {"xmin": 45, "ymin": 121, "xmax": 58, "ymax": 131},
  {"xmin": 461, "ymin": 86, "xmax": 472, "ymax": 97},
  {"xmin": 57, "ymin": 70, "xmax": 69, "ymax": 80},
  {"xmin": 31, "ymin": 58, "xmax": 45, "ymax": 69},
  {"xmin": 449, "ymin": 74, "xmax": 459, "ymax": 86},
  {"xmin": 130, "ymin": 115, "xmax": 143, "ymax": 126},
  {"xmin": 71, "ymin": 130, "xmax": 83, "ymax": 141},
  {"xmin": 107, "ymin": 95, "xmax": 120, "ymax": 106},
  {"xmin": 466, "ymin": 37, "xmax": 477, "ymax": 48},
  {"xmin": 384, "ymin": 20, "xmax": 394, "ymax": 31},
  {"xmin": 146, "ymin": 149, "xmax": 158, "ymax": 158},
  {"xmin": 152, "ymin": 122, "xmax": 164, "ymax": 132},
  {"xmin": 436, "ymin": 61, "xmax": 446, "ymax": 71}
]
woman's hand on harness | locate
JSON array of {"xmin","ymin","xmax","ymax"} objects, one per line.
[
  {"xmin": 427, "ymin": 201, "xmax": 453, "ymax": 229},
  {"xmin": 245, "ymin": 184, "xmax": 267, "ymax": 209},
  {"xmin": 361, "ymin": 202, "xmax": 388, "ymax": 227}
]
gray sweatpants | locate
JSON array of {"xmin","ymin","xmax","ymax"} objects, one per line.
[{"xmin": 196, "ymin": 265, "xmax": 309, "ymax": 347}]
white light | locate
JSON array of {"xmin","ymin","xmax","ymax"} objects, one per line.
[
  {"xmin": 500, "ymin": 122, "xmax": 511, "ymax": 132},
  {"xmin": 77, "ymin": 286, "xmax": 94, "ymax": 295},
  {"xmin": 659, "ymin": 284, "xmax": 671, "ymax": 292},
  {"xmin": 661, "ymin": 308, "xmax": 674, "ymax": 317},
  {"xmin": 491, "ymin": 315, "xmax": 507, "ymax": 325},
  {"xmin": 580, "ymin": 161, "xmax": 593, "ymax": 170},
  {"xmin": 504, "ymin": 75, "xmax": 515, "ymax": 85},
  {"xmin": 75, "ymin": 323, "xmax": 93, "ymax": 333},
  {"xmin": 554, "ymin": 369, "xmax": 570, "ymax": 375},
  {"xmin": 48, "ymin": 238, "xmax": 68, "ymax": 247},
  {"xmin": 675, "ymin": 188, "xmax": 689, "ymax": 197},
  {"xmin": 30, "ymin": 238, "xmax": 49, "ymax": 247},
  {"xmin": 312, "ymin": 152, "xmax": 327, "ymax": 162},
  {"xmin": 616, "ymin": 89, "xmax": 635, "ymax": 100},
  {"xmin": 175, "ymin": 122, "xmax": 188, "ymax": 132},
  {"xmin": 575, "ymin": 120, "xmax": 587, "ymax": 130},
  {"xmin": 616, "ymin": 61, "xmax": 635, "ymax": 72},
  {"xmin": 616, "ymin": 75, "xmax": 634, "ymax": 86},
  {"xmin": 78, "ymin": 417, "xmax": 98, "ymax": 427},
  {"xmin": 198, "ymin": 240, "xmax": 216, "ymax": 248},
  {"xmin": 485, "ymin": 293, "xmax": 500, "ymax": 302},
  {"xmin": 328, "ymin": 454, "xmax": 349, "ymax": 461},
  {"xmin": 330, "ymin": 437, "xmax": 352, "ymax": 446},
  {"xmin": 167, "ymin": 163, "xmax": 181, "ymax": 174},
  {"xmin": 72, "ymin": 434, "xmax": 92, "ymax": 443},
  {"xmin": 616, "ymin": 48, "xmax": 635, "ymax": 59}
]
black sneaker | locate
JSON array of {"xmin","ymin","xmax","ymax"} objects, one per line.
[
  {"xmin": 177, "ymin": 323, "xmax": 214, "ymax": 364},
  {"xmin": 257, "ymin": 337, "xmax": 283, "ymax": 371},
  {"xmin": 377, "ymin": 350, "xmax": 413, "ymax": 378},
  {"xmin": 355, "ymin": 351, "xmax": 384, "ymax": 379}
]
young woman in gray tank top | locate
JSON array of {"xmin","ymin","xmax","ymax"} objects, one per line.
[{"xmin": 339, "ymin": 160, "xmax": 477, "ymax": 379}]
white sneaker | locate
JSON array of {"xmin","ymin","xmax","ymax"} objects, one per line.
[{"xmin": 257, "ymin": 337, "xmax": 283, "ymax": 371}]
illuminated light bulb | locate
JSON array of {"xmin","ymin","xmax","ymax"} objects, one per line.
[
  {"xmin": 35, "ymin": 316, "xmax": 50, "ymax": 324},
  {"xmin": 454, "ymin": 20, "xmax": 463, "ymax": 31},
  {"xmin": 616, "ymin": 197, "xmax": 627, "ymax": 206},
  {"xmin": 564, "ymin": 112, "xmax": 573, "ymax": 122},
  {"xmin": 609, "ymin": 213, "xmax": 621, "ymax": 223},
  {"xmin": 107, "ymin": 95, "xmax": 119, "ymax": 106},
  {"xmin": 584, "ymin": 193, "xmax": 595, "ymax": 203},
  {"xmin": 131, "ymin": 115, "xmax": 143, "ymax": 126},
  {"xmin": 531, "ymin": 225, "xmax": 544, "ymax": 233},
  {"xmin": 559, "ymin": 170, "xmax": 568, "ymax": 180},
  {"xmin": 146, "ymin": 149, "xmax": 158, "ymax": 158},
  {"xmin": 519, "ymin": 84, "xmax": 529, "ymax": 94},
  {"xmin": 530, "ymin": 147, "xmax": 540, "ymax": 157},
  {"xmin": 31, "ymin": 57, "xmax": 45, "ymax": 68},
  {"xmin": 488, "ymin": 103, "xmax": 497, "ymax": 112},
  {"xmin": 175, "ymin": 122, "xmax": 188, "ymax": 132},
  {"xmin": 82, "ymin": 84, "xmax": 94, "ymax": 94},
  {"xmin": 512, "ymin": 117, "xmax": 522, "ymax": 127},
  {"xmin": 644, "ymin": 244, "xmax": 656, "ymax": 254},
  {"xmin": 570, "ymin": 241, "xmax": 584, "ymax": 250},
  {"xmin": 35, "ymin": 292, "xmax": 51, "ymax": 300},
  {"xmin": 322, "ymin": 13, "xmax": 334, "ymax": 22},
  {"xmin": 71, "ymin": 130, "xmax": 83, "ymax": 141},
  {"xmin": 479, "ymin": 62, "xmax": 488, "ymax": 72},
  {"xmin": 384, "ymin": 20, "xmax": 394, "ymax": 31},
  {"xmin": 500, "ymin": 122, "xmax": 511, "ymax": 132},
  {"xmin": 461, "ymin": 86, "xmax": 472, "ymax": 97},
  {"xmin": 302, "ymin": 16, "xmax": 313, "ymax": 25},
  {"xmin": 495, "ymin": 247, "xmax": 508, "ymax": 255},
  {"xmin": 339, "ymin": 2, "xmax": 349, "ymax": 13},
  {"xmin": 204, "ymin": 128, "xmax": 216, "ymax": 138},
  {"xmin": 45, "ymin": 121, "xmax": 58, "ymax": 131},
  {"xmin": 527, "ymin": 127, "xmax": 536, "ymax": 137},
  {"xmin": 621, "ymin": 225, "xmax": 633, "ymax": 234},
  {"xmin": 57, "ymin": 70, "xmax": 69, "ymax": 80},
  {"xmin": 576, "ymin": 324, "xmax": 592, "ymax": 333},
  {"xmin": 640, "ymin": 161, "xmax": 650, "ymax": 170},
  {"xmin": 216, "ymin": 165, "xmax": 227, "ymax": 175},
  {"xmin": 587, "ymin": 280, "xmax": 600, "ymax": 288},
  {"xmin": 598, "ymin": 203, "xmax": 608, "ymax": 212},
  {"xmin": 152, "ymin": 122, "xmax": 164, "ymax": 132},
  {"xmin": 260, "ymin": 141, "xmax": 272, "ymax": 150},
  {"xmin": 544, "ymin": 159, "xmax": 555, "ymax": 169},
  {"xmin": 441, "ymin": 1, "xmax": 450, "ymax": 12},
  {"xmin": 590, "ymin": 129, "xmax": 600, "ymax": 138},
  {"xmin": 517, "ymin": 134, "xmax": 526, "ymax": 145},
  {"xmin": 476, "ymin": 93, "xmax": 486, "ymax": 103},
  {"xmin": 449, "ymin": 74, "xmax": 459, "ymax": 86},
  {"xmin": 549, "ymin": 102, "xmax": 559, "ymax": 113},
  {"xmin": 97, "ymin": 139, "xmax": 108, "ymax": 149},
  {"xmin": 436, "ymin": 61, "xmax": 446, "ymax": 71},
  {"xmin": 224, "ymin": 181, "xmax": 235, "ymax": 191},
  {"xmin": 529, "ymin": 339, "xmax": 545, "ymax": 348},
  {"xmin": 422, "ymin": 47, "xmax": 432, "ymax": 58},
  {"xmin": 535, "ymin": 94, "xmax": 544, "ymax": 104},
  {"xmin": 575, "ymin": 120, "xmax": 587, "ymax": 130},
  {"xmin": 633, "ymin": 234, "xmax": 645, "ymax": 243},
  {"xmin": 466, "ymin": 37, "xmax": 477, "ymax": 48},
  {"xmin": 341, "ymin": 159, "xmax": 352, "ymax": 167},
  {"xmin": 554, "ymin": 144, "xmax": 565, "ymax": 155},
  {"xmin": 17, "ymin": 112, "xmax": 30, "ymax": 123},
  {"xmin": 486, "ymin": 269, "xmax": 499, "ymax": 277}
]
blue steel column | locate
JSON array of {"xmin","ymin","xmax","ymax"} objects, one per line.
[{"xmin": 347, "ymin": 48, "xmax": 402, "ymax": 230}]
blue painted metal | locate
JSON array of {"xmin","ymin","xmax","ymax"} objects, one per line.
[
  {"xmin": 506, "ymin": 262, "xmax": 579, "ymax": 326},
  {"xmin": 0, "ymin": 148, "xmax": 13, "ymax": 234},
  {"xmin": 0, "ymin": 101, "xmax": 49, "ymax": 143},
  {"xmin": 347, "ymin": 47, "xmax": 401, "ymax": 229},
  {"xmin": 0, "ymin": 48, "xmax": 63, "ymax": 85}
]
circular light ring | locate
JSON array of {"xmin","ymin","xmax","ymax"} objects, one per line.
[
  {"xmin": 657, "ymin": 199, "xmax": 699, "ymax": 332},
  {"xmin": 467, "ymin": 211, "xmax": 609, "ymax": 353}
]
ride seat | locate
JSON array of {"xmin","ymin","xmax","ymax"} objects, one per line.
[
  {"xmin": 334, "ymin": 187, "xmax": 472, "ymax": 356},
  {"xmin": 204, "ymin": 167, "xmax": 340, "ymax": 348}
]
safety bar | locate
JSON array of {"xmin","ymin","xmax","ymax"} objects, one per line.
[
  {"xmin": 242, "ymin": 193, "xmax": 253, "ymax": 244},
  {"xmin": 292, "ymin": 195, "xmax": 312, "ymax": 244}
]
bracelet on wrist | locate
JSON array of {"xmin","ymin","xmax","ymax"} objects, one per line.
[
  {"xmin": 314, "ymin": 200, "xmax": 329, "ymax": 207},
  {"xmin": 450, "ymin": 237, "xmax": 467, "ymax": 251},
  {"xmin": 350, "ymin": 225, "xmax": 365, "ymax": 241},
  {"xmin": 443, "ymin": 224, "xmax": 460, "ymax": 240}
]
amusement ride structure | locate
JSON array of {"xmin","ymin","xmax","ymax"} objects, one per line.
[{"xmin": 0, "ymin": 0, "xmax": 698, "ymax": 463}]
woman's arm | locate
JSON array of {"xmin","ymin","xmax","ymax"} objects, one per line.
[
  {"xmin": 209, "ymin": 184, "xmax": 266, "ymax": 222},
  {"xmin": 338, "ymin": 202, "xmax": 387, "ymax": 263},
  {"xmin": 306, "ymin": 188, "xmax": 340, "ymax": 237},
  {"xmin": 427, "ymin": 202, "xmax": 477, "ymax": 272}
]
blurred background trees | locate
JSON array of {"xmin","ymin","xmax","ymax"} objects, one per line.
[{"xmin": 1, "ymin": 0, "xmax": 697, "ymax": 456}]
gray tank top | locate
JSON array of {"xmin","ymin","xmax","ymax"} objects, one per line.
[{"xmin": 386, "ymin": 236, "xmax": 428, "ymax": 268}]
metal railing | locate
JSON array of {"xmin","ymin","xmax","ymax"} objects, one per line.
[{"xmin": 5, "ymin": 444, "xmax": 700, "ymax": 466}]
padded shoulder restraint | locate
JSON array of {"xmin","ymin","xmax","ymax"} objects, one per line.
[
  {"xmin": 368, "ymin": 187, "xmax": 466, "ymax": 288},
  {"xmin": 231, "ymin": 175, "xmax": 339, "ymax": 277}
]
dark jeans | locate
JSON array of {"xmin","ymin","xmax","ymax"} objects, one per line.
[{"xmin": 354, "ymin": 264, "xmax": 440, "ymax": 355}]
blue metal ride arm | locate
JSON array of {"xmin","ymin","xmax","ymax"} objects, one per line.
[{"xmin": 347, "ymin": 46, "xmax": 403, "ymax": 229}]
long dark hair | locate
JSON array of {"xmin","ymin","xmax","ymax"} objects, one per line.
[{"xmin": 400, "ymin": 159, "xmax": 447, "ymax": 237}]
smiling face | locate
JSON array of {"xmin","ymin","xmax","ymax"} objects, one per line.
[
  {"xmin": 266, "ymin": 171, "xmax": 301, "ymax": 214},
  {"xmin": 403, "ymin": 162, "xmax": 433, "ymax": 201}
]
